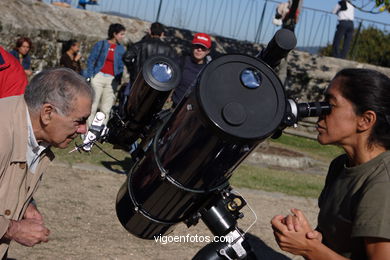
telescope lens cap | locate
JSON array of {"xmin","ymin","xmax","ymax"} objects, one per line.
[{"xmin": 197, "ymin": 54, "xmax": 285, "ymax": 141}]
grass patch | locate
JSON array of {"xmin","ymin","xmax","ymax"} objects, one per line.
[
  {"xmin": 231, "ymin": 164, "xmax": 325, "ymax": 198},
  {"xmin": 270, "ymin": 133, "xmax": 343, "ymax": 162},
  {"xmin": 52, "ymin": 140, "xmax": 134, "ymax": 173}
]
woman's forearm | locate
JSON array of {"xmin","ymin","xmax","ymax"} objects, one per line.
[{"xmin": 303, "ymin": 240, "xmax": 349, "ymax": 260}]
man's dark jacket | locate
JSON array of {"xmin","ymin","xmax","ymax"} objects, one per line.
[{"xmin": 123, "ymin": 37, "xmax": 177, "ymax": 82}]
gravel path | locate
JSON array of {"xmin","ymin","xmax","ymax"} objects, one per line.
[{"xmin": 8, "ymin": 162, "xmax": 319, "ymax": 260}]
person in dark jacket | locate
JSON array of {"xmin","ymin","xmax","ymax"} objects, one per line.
[
  {"xmin": 9, "ymin": 37, "xmax": 33, "ymax": 78},
  {"xmin": 122, "ymin": 22, "xmax": 177, "ymax": 83},
  {"xmin": 171, "ymin": 32, "xmax": 212, "ymax": 108},
  {"xmin": 60, "ymin": 39, "xmax": 82, "ymax": 74}
]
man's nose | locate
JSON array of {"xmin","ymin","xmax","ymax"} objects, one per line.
[{"xmin": 77, "ymin": 124, "xmax": 88, "ymax": 134}]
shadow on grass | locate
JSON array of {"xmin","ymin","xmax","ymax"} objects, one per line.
[{"xmin": 101, "ymin": 156, "xmax": 135, "ymax": 175}]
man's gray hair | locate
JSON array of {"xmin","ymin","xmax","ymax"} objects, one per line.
[{"xmin": 24, "ymin": 68, "xmax": 94, "ymax": 116}]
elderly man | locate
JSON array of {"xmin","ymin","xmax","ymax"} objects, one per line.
[{"xmin": 0, "ymin": 68, "xmax": 93, "ymax": 258}]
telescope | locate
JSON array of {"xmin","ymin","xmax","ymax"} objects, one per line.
[
  {"xmin": 103, "ymin": 29, "xmax": 332, "ymax": 259},
  {"xmin": 106, "ymin": 55, "xmax": 181, "ymax": 154}
]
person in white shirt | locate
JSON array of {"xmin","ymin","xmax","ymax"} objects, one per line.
[{"xmin": 332, "ymin": 0, "xmax": 355, "ymax": 58}]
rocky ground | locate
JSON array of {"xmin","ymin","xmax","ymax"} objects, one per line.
[{"xmin": 7, "ymin": 159, "xmax": 319, "ymax": 260}]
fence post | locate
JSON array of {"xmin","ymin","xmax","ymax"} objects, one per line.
[
  {"xmin": 255, "ymin": 0, "xmax": 269, "ymax": 43},
  {"xmin": 156, "ymin": 0, "xmax": 163, "ymax": 22}
]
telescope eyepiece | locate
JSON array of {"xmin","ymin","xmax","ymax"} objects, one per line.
[
  {"xmin": 296, "ymin": 102, "xmax": 332, "ymax": 118},
  {"xmin": 283, "ymin": 100, "xmax": 332, "ymax": 127}
]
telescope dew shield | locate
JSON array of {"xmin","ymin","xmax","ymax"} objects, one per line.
[
  {"xmin": 106, "ymin": 55, "xmax": 181, "ymax": 148},
  {"xmin": 116, "ymin": 54, "xmax": 286, "ymax": 239},
  {"xmin": 258, "ymin": 29, "xmax": 297, "ymax": 69}
]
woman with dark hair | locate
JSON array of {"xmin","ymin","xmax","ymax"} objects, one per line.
[
  {"xmin": 9, "ymin": 37, "xmax": 33, "ymax": 77},
  {"xmin": 60, "ymin": 39, "xmax": 81, "ymax": 74},
  {"xmin": 86, "ymin": 23, "xmax": 126, "ymax": 126},
  {"xmin": 271, "ymin": 68, "xmax": 390, "ymax": 259},
  {"xmin": 60, "ymin": 39, "xmax": 82, "ymax": 74}
]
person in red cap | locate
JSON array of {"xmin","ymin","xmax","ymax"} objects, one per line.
[
  {"xmin": 0, "ymin": 46, "xmax": 28, "ymax": 98},
  {"xmin": 171, "ymin": 32, "xmax": 212, "ymax": 107},
  {"xmin": 191, "ymin": 32, "xmax": 212, "ymax": 63}
]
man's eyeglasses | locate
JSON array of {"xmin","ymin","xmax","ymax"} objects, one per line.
[{"xmin": 192, "ymin": 44, "xmax": 209, "ymax": 51}]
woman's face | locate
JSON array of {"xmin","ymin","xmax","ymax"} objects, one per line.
[
  {"xmin": 113, "ymin": 30, "xmax": 126, "ymax": 44},
  {"xmin": 18, "ymin": 41, "xmax": 30, "ymax": 55},
  {"xmin": 317, "ymin": 77, "xmax": 360, "ymax": 146},
  {"xmin": 70, "ymin": 42, "xmax": 80, "ymax": 53}
]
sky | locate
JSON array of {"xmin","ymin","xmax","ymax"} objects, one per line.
[{"xmin": 46, "ymin": 0, "xmax": 389, "ymax": 47}]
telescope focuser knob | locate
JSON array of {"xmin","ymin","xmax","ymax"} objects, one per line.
[{"xmin": 227, "ymin": 198, "xmax": 243, "ymax": 211}]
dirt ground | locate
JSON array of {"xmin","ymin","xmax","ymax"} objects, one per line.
[{"xmin": 7, "ymin": 161, "xmax": 319, "ymax": 260}]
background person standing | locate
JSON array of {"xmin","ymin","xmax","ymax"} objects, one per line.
[
  {"xmin": 0, "ymin": 46, "xmax": 28, "ymax": 98},
  {"xmin": 86, "ymin": 23, "xmax": 126, "ymax": 126},
  {"xmin": 9, "ymin": 37, "xmax": 33, "ymax": 78},
  {"xmin": 60, "ymin": 39, "xmax": 83, "ymax": 75},
  {"xmin": 282, "ymin": 0, "xmax": 303, "ymax": 32},
  {"xmin": 123, "ymin": 22, "xmax": 177, "ymax": 84},
  {"xmin": 120, "ymin": 22, "xmax": 177, "ymax": 119},
  {"xmin": 171, "ymin": 32, "xmax": 212, "ymax": 108},
  {"xmin": 332, "ymin": 0, "xmax": 355, "ymax": 59}
]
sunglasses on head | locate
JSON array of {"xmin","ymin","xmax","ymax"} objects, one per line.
[{"xmin": 192, "ymin": 44, "xmax": 209, "ymax": 51}]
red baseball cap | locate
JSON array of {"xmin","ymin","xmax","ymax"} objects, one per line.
[{"xmin": 192, "ymin": 33, "xmax": 212, "ymax": 49}]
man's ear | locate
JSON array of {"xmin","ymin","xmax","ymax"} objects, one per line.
[
  {"xmin": 357, "ymin": 110, "xmax": 376, "ymax": 131},
  {"xmin": 40, "ymin": 103, "xmax": 55, "ymax": 126}
]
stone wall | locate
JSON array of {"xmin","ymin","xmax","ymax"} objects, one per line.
[
  {"xmin": 1, "ymin": 0, "xmax": 390, "ymax": 103},
  {"xmin": 284, "ymin": 51, "xmax": 390, "ymax": 102},
  {"xmin": 0, "ymin": 0, "xmax": 150, "ymax": 72}
]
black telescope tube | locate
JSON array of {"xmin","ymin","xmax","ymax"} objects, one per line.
[
  {"xmin": 115, "ymin": 54, "xmax": 287, "ymax": 239},
  {"xmin": 257, "ymin": 29, "xmax": 297, "ymax": 69},
  {"xmin": 297, "ymin": 102, "xmax": 331, "ymax": 118},
  {"xmin": 106, "ymin": 55, "xmax": 181, "ymax": 149}
]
